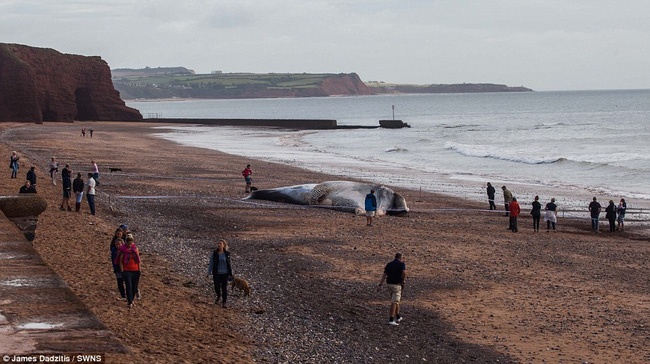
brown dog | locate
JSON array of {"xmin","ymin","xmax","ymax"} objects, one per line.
[{"xmin": 230, "ymin": 277, "xmax": 251, "ymax": 296}]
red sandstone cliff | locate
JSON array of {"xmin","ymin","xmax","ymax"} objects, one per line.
[
  {"xmin": 0, "ymin": 43, "xmax": 141, "ymax": 122},
  {"xmin": 319, "ymin": 73, "xmax": 372, "ymax": 96}
]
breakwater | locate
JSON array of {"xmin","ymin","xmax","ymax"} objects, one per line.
[{"xmin": 143, "ymin": 118, "xmax": 410, "ymax": 129}]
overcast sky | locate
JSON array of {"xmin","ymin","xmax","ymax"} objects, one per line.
[{"xmin": 2, "ymin": 0, "xmax": 649, "ymax": 91}]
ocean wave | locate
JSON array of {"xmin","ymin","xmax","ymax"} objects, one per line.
[
  {"xmin": 444, "ymin": 141, "xmax": 562, "ymax": 164},
  {"xmin": 385, "ymin": 147, "xmax": 408, "ymax": 153}
]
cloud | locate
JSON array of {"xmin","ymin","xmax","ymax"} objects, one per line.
[{"xmin": 1, "ymin": 0, "xmax": 650, "ymax": 90}]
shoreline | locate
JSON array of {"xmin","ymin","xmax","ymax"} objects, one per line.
[
  {"xmin": 1, "ymin": 121, "xmax": 649, "ymax": 363},
  {"xmin": 151, "ymin": 123, "xmax": 650, "ymax": 227}
]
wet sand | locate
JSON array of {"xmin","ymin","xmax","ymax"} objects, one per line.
[{"xmin": 1, "ymin": 122, "xmax": 648, "ymax": 363}]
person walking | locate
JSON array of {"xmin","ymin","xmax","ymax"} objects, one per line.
[
  {"xmin": 365, "ymin": 189, "xmax": 378, "ymax": 227},
  {"xmin": 9, "ymin": 151, "xmax": 20, "ymax": 179},
  {"xmin": 545, "ymin": 198, "xmax": 558, "ymax": 232},
  {"xmin": 502, "ymin": 186, "xmax": 513, "ymax": 217},
  {"xmin": 110, "ymin": 228, "xmax": 127, "ymax": 300},
  {"xmin": 206, "ymin": 239, "xmax": 233, "ymax": 308},
  {"xmin": 91, "ymin": 160, "xmax": 100, "ymax": 185},
  {"xmin": 530, "ymin": 195, "xmax": 542, "ymax": 232},
  {"xmin": 487, "ymin": 182, "xmax": 496, "ymax": 210},
  {"xmin": 59, "ymin": 164, "xmax": 73, "ymax": 211},
  {"xmin": 242, "ymin": 164, "xmax": 253, "ymax": 193},
  {"xmin": 617, "ymin": 198, "xmax": 627, "ymax": 231},
  {"xmin": 377, "ymin": 252, "xmax": 407, "ymax": 326},
  {"xmin": 89, "ymin": 129, "xmax": 94, "ymax": 138},
  {"xmin": 81, "ymin": 127, "xmax": 86, "ymax": 137},
  {"xmin": 73, "ymin": 173, "xmax": 84, "ymax": 212},
  {"xmin": 605, "ymin": 200, "xmax": 617, "ymax": 233},
  {"xmin": 588, "ymin": 197, "xmax": 602, "ymax": 232},
  {"xmin": 509, "ymin": 197, "xmax": 521, "ymax": 232},
  {"xmin": 49, "ymin": 157, "xmax": 59, "ymax": 185},
  {"xmin": 116, "ymin": 235, "xmax": 141, "ymax": 308},
  {"xmin": 86, "ymin": 173, "xmax": 96, "ymax": 215},
  {"xmin": 26, "ymin": 166, "xmax": 37, "ymax": 191}
]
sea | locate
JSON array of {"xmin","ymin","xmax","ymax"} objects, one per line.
[{"xmin": 127, "ymin": 89, "xmax": 650, "ymax": 221}]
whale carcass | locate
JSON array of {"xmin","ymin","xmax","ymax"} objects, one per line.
[{"xmin": 246, "ymin": 181, "xmax": 409, "ymax": 215}]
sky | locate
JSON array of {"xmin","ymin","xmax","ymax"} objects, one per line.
[{"xmin": 1, "ymin": 0, "xmax": 649, "ymax": 91}]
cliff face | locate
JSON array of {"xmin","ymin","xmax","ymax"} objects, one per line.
[
  {"xmin": 0, "ymin": 43, "xmax": 142, "ymax": 122},
  {"xmin": 319, "ymin": 73, "xmax": 372, "ymax": 96}
]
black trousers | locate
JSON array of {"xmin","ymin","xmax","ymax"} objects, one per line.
[
  {"xmin": 213, "ymin": 274, "xmax": 229, "ymax": 304},
  {"xmin": 532, "ymin": 215, "xmax": 540, "ymax": 231},
  {"xmin": 488, "ymin": 198, "xmax": 496, "ymax": 210},
  {"xmin": 510, "ymin": 216, "xmax": 518, "ymax": 232},
  {"xmin": 608, "ymin": 218, "xmax": 616, "ymax": 232},
  {"xmin": 122, "ymin": 270, "xmax": 140, "ymax": 304}
]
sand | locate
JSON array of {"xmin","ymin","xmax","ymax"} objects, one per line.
[{"xmin": 1, "ymin": 121, "xmax": 648, "ymax": 363}]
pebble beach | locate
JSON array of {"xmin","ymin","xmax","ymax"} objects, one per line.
[{"xmin": 1, "ymin": 121, "xmax": 648, "ymax": 363}]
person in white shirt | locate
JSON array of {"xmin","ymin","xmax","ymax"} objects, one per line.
[{"xmin": 86, "ymin": 173, "xmax": 96, "ymax": 215}]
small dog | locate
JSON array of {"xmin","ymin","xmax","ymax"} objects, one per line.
[
  {"xmin": 230, "ymin": 277, "xmax": 251, "ymax": 296},
  {"xmin": 250, "ymin": 186, "xmax": 258, "ymax": 191},
  {"xmin": 109, "ymin": 167, "xmax": 122, "ymax": 172}
]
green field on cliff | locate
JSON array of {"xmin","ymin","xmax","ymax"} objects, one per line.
[
  {"xmin": 112, "ymin": 67, "xmax": 532, "ymax": 100},
  {"xmin": 112, "ymin": 71, "xmax": 333, "ymax": 99}
]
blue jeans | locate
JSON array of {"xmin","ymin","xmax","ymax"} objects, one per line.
[
  {"xmin": 87, "ymin": 194, "xmax": 96, "ymax": 215},
  {"xmin": 11, "ymin": 164, "xmax": 18, "ymax": 178},
  {"xmin": 591, "ymin": 217, "xmax": 599, "ymax": 231},
  {"xmin": 93, "ymin": 172, "xmax": 99, "ymax": 185},
  {"xmin": 122, "ymin": 270, "xmax": 140, "ymax": 304}
]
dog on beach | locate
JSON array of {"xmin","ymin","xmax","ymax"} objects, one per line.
[
  {"xmin": 109, "ymin": 167, "xmax": 122, "ymax": 172},
  {"xmin": 231, "ymin": 277, "xmax": 251, "ymax": 296},
  {"xmin": 250, "ymin": 186, "xmax": 258, "ymax": 191}
]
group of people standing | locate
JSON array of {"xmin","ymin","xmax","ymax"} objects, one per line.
[
  {"xmin": 489, "ymin": 183, "xmax": 627, "ymax": 233},
  {"xmin": 52, "ymin": 159, "xmax": 98, "ymax": 215},
  {"xmin": 489, "ymin": 183, "xmax": 558, "ymax": 233},
  {"xmin": 10, "ymin": 152, "xmax": 99, "ymax": 215},
  {"xmin": 589, "ymin": 197, "xmax": 627, "ymax": 233}
]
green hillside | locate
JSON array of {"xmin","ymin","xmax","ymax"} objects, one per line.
[{"xmin": 112, "ymin": 72, "xmax": 337, "ymax": 99}]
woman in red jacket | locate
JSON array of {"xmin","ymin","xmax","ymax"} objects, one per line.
[
  {"xmin": 116, "ymin": 236, "xmax": 141, "ymax": 308},
  {"xmin": 509, "ymin": 197, "xmax": 521, "ymax": 232}
]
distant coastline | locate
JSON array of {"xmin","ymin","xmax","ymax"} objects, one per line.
[{"xmin": 112, "ymin": 67, "xmax": 532, "ymax": 100}]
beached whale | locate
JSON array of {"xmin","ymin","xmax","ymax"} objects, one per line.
[{"xmin": 246, "ymin": 181, "xmax": 409, "ymax": 215}]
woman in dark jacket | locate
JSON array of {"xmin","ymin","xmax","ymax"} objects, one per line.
[
  {"xmin": 605, "ymin": 200, "xmax": 617, "ymax": 232},
  {"xmin": 530, "ymin": 195, "xmax": 542, "ymax": 232},
  {"xmin": 110, "ymin": 228, "xmax": 126, "ymax": 300},
  {"xmin": 206, "ymin": 239, "xmax": 233, "ymax": 308},
  {"xmin": 72, "ymin": 173, "xmax": 85, "ymax": 212}
]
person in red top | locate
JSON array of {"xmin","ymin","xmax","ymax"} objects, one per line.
[
  {"xmin": 116, "ymin": 236, "xmax": 141, "ymax": 308},
  {"xmin": 509, "ymin": 197, "xmax": 521, "ymax": 232},
  {"xmin": 242, "ymin": 164, "xmax": 253, "ymax": 193}
]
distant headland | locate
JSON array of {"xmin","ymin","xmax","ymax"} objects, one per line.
[{"xmin": 112, "ymin": 67, "xmax": 533, "ymax": 100}]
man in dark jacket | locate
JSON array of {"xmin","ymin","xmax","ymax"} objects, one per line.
[
  {"xmin": 487, "ymin": 182, "xmax": 496, "ymax": 210},
  {"xmin": 19, "ymin": 180, "xmax": 36, "ymax": 193},
  {"xmin": 588, "ymin": 197, "xmax": 602, "ymax": 232},
  {"xmin": 26, "ymin": 166, "xmax": 37, "ymax": 190}
]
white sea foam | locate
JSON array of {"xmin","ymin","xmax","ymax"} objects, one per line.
[
  {"xmin": 443, "ymin": 141, "xmax": 561, "ymax": 165},
  {"xmin": 141, "ymin": 90, "xmax": 650, "ymax": 218}
]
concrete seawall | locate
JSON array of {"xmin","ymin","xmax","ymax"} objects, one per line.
[
  {"xmin": 0, "ymin": 196, "xmax": 128, "ymax": 356},
  {"xmin": 144, "ymin": 118, "xmax": 339, "ymax": 129}
]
